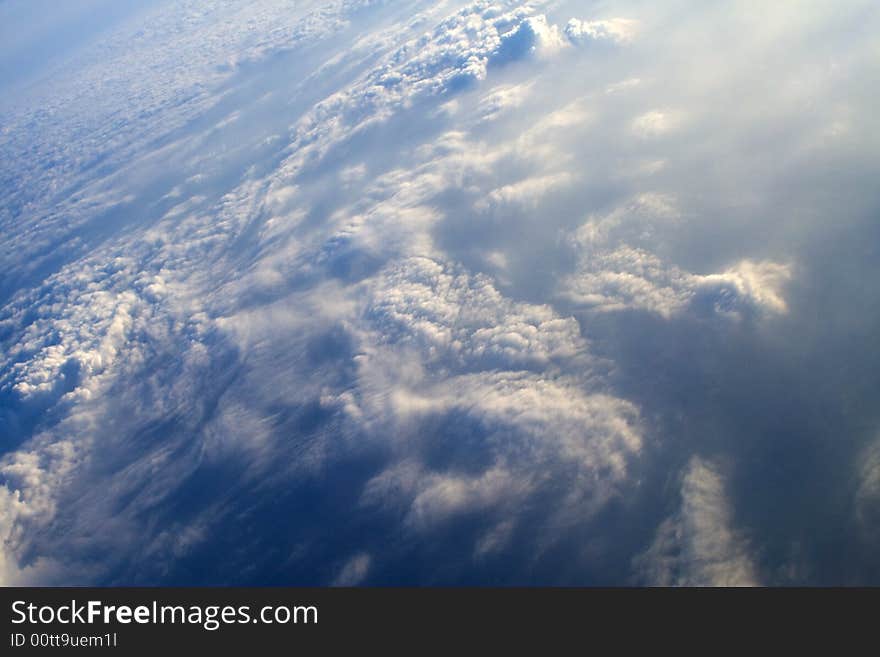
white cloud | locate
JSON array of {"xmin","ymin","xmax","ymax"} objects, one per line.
[
  {"xmin": 631, "ymin": 109, "xmax": 680, "ymax": 138},
  {"xmin": 559, "ymin": 196, "xmax": 791, "ymax": 319},
  {"xmin": 564, "ymin": 18, "xmax": 638, "ymax": 45},
  {"xmin": 359, "ymin": 370, "xmax": 642, "ymax": 545},
  {"xmin": 477, "ymin": 82, "xmax": 534, "ymax": 122},
  {"xmin": 696, "ymin": 260, "xmax": 792, "ymax": 316},
  {"xmin": 635, "ymin": 457, "xmax": 759, "ymax": 586},
  {"xmin": 476, "ymin": 172, "xmax": 574, "ymax": 212},
  {"xmin": 362, "ymin": 256, "xmax": 585, "ymax": 369}
]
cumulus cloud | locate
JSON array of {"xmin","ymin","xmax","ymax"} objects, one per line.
[
  {"xmin": 491, "ymin": 15, "xmax": 567, "ymax": 64},
  {"xmin": 361, "ymin": 256, "xmax": 585, "ymax": 369},
  {"xmin": 307, "ymin": 250, "xmax": 641, "ymax": 561},
  {"xmin": 559, "ymin": 196, "xmax": 791, "ymax": 319}
]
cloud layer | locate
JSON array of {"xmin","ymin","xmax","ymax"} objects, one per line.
[{"xmin": 2, "ymin": 0, "xmax": 880, "ymax": 585}]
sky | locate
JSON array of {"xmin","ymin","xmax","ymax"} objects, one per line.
[{"xmin": 1, "ymin": 0, "xmax": 879, "ymax": 586}]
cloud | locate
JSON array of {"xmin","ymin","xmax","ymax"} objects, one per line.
[
  {"xmin": 348, "ymin": 255, "xmax": 642, "ymax": 557},
  {"xmin": 631, "ymin": 109, "xmax": 680, "ymax": 138},
  {"xmin": 635, "ymin": 457, "xmax": 759, "ymax": 586},
  {"xmin": 332, "ymin": 552, "xmax": 372, "ymax": 586},
  {"xmin": 476, "ymin": 172, "xmax": 574, "ymax": 211},
  {"xmin": 564, "ymin": 18, "xmax": 638, "ymax": 45},
  {"xmin": 362, "ymin": 256, "xmax": 585, "ymax": 368},
  {"xmin": 476, "ymin": 82, "xmax": 534, "ymax": 122},
  {"xmin": 694, "ymin": 260, "xmax": 791, "ymax": 317},
  {"xmin": 559, "ymin": 195, "xmax": 791, "ymax": 319},
  {"xmin": 856, "ymin": 438, "xmax": 880, "ymax": 543},
  {"xmin": 490, "ymin": 15, "xmax": 566, "ymax": 65},
  {"xmin": 358, "ymin": 369, "xmax": 642, "ymax": 550},
  {"xmin": 1, "ymin": 0, "xmax": 879, "ymax": 585}
]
